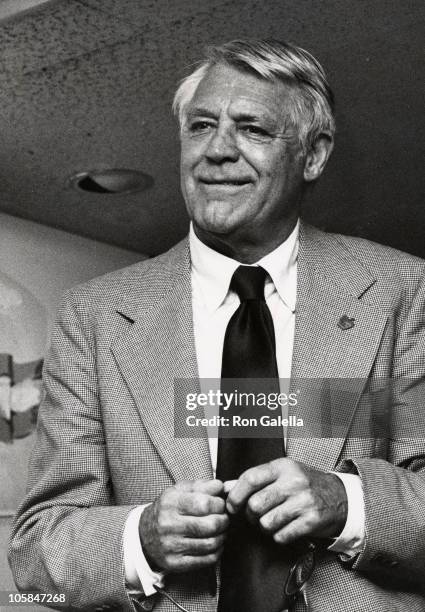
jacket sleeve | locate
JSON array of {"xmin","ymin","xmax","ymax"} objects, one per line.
[
  {"xmin": 349, "ymin": 270, "xmax": 425, "ymax": 592},
  {"xmin": 8, "ymin": 290, "xmax": 140, "ymax": 611}
]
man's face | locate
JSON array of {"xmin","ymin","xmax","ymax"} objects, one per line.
[{"xmin": 180, "ymin": 63, "xmax": 307, "ymax": 240}]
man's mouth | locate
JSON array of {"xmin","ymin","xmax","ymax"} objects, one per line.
[{"xmin": 199, "ymin": 178, "xmax": 252, "ymax": 186}]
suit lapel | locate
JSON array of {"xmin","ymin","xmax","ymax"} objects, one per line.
[
  {"xmin": 287, "ymin": 223, "xmax": 389, "ymax": 469},
  {"xmin": 110, "ymin": 225, "xmax": 389, "ymax": 476},
  {"xmin": 111, "ymin": 239, "xmax": 213, "ymax": 483}
]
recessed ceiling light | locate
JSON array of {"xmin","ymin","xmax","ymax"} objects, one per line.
[{"xmin": 68, "ymin": 169, "xmax": 154, "ymax": 195}]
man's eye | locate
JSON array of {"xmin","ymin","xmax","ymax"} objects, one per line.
[
  {"xmin": 240, "ymin": 125, "xmax": 270, "ymax": 137},
  {"xmin": 188, "ymin": 121, "xmax": 214, "ymax": 132}
]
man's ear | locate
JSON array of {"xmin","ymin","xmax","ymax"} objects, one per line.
[{"xmin": 303, "ymin": 133, "xmax": 334, "ymax": 182}]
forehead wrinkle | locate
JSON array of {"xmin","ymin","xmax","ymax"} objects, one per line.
[
  {"xmin": 189, "ymin": 95, "xmax": 282, "ymax": 124},
  {"xmin": 186, "ymin": 107, "xmax": 219, "ymax": 120},
  {"xmin": 196, "ymin": 87, "xmax": 287, "ymax": 123}
]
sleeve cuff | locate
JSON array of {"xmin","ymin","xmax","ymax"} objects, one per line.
[
  {"xmin": 123, "ymin": 505, "xmax": 165, "ymax": 596},
  {"xmin": 327, "ymin": 472, "xmax": 365, "ymax": 559}
]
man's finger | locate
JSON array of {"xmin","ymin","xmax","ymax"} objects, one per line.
[
  {"xmin": 258, "ymin": 498, "xmax": 300, "ymax": 534},
  {"xmin": 181, "ymin": 534, "xmax": 226, "ymax": 556},
  {"xmin": 173, "ymin": 514, "xmax": 229, "ymax": 537},
  {"xmin": 169, "ymin": 551, "xmax": 224, "ymax": 573},
  {"xmin": 192, "ymin": 478, "xmax": 225, "ymax": 496},
  {"xmin": 178, "ymin": 492, "xmax": 226, "ymax": 516},
  {"xmin": 226, "ymin": 463, "xmax": 277, "ymax": 514},
  {"xmin": 245, "ymin": 481, "xmax": 288, "ymax": 522},
  {"xmin": 223, "ymin": 480, "xmax": 237, "ymax": 495},
  {"xmin": 271, "ymin": 516, "xmax": 309, "ymax": 545}
]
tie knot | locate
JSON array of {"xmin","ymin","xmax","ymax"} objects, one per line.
[{"xmin": 230, "ymin": 265, "xmax": 268, "ymax": 301}]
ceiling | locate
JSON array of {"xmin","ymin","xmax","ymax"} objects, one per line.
[
  {"xmin": 0, "ymin": 0, "xmax": 424, "ymax": 256},
  {"xmin": 0, "ymin": 0, "xmax": 52, "ymax": 22}
]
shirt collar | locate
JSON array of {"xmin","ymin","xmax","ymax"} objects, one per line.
[{"xmin": 189, "ymin": 221, "xmax": 299, "ymax": 314}]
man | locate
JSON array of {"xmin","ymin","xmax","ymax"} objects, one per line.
[{"xmin": 9, "ymin": 39, "xmax": 425, "ymax": 612}]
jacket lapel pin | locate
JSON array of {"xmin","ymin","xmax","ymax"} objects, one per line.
[{"xmin": 338, "ymin": 315, "xmax": 355, "ymax": 330}]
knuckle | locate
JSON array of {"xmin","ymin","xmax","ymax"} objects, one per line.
[
  {"xmin": 259, "ymin": 514, "xmax": 273, "ymax": 532},
  {"xmin": 273, "ymin": 525, "xmax": 295, "ymax": 544},
  {"xmin": 263, "ymin": 462, "xmax": 275, "ymax": 479},
  {"xmin": 244, "ymin": 469, "xmax": 259, "ymax": 487},
  {"xmin": 165, "ymin": 555, "xmax": 179, "ymax": 571},
  {"xmin": 299, "ymin": 473, "xmax": 310, "ymax": 488},
  {"xmin": 157, "ymin": 510, "xmax": 174, "ymax": 531},
  {"xmin": 211, "ymin": 514, "xmax": 228, "ymax": 534},
  {"xmin": 305, "ymin": 510, "xmax": 319, "ymax": 529},
  {"xmin": 301, "ymin": 490, "xmax": 315, "ymax": 508},
  {"xmin": 205, "ymin": 537, "xmax": 219, "ymax": 552},
  {"xmin": 156, "ymin": 516, "xmax": 168, "ymax": 535},
  {"xmin": 213, "ymin": 497, "xmax": 226, "ymax": 513},
  {"xmin": 157, "ymin": 521, "xmax": 167, "ymax": 536},
  {"xmin": 247, "ymin": 496, "xmax": 262, "ymax": 516},
  {"xmin": 193, "ymin": 496, "xmax": 209, "ymax": 515},
  {"xmin": 207, "ymin": 515, "xmax": 220, "ymax": 532}
]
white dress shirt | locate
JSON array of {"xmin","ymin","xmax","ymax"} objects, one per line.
[{"xmin": 124, "ymin": 222, "xmax": 365, "ymax": 595}]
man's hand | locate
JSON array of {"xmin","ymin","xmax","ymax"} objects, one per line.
[
  {"xmin": 139, "ymin": 479, "xmax": 229, "ymax": 573},
  {"xmin": 226, "ymin": 458, "xmax": 348, "ymax": 545}
]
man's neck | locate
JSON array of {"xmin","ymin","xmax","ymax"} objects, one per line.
[{"xmin": 193, "ymin": 216, "xmax": 299, "ymax": 264}]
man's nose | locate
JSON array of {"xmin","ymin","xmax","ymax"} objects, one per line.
[{"xmin": 204, "ymin": 126, "xmax": 239, "ymax": 163}]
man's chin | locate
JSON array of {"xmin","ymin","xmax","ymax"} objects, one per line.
[
  {"xmin": 191, "ymin": 203, "xmax": 242, "ymax": 235},
  {"xmin": 193, "ymin": 216, "xmax": 238, "ymax": 236}
]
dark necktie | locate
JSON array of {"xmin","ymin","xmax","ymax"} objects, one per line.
[{"xmin": 216, "ymin": 265, "xmax": 293, "ymax": 612}]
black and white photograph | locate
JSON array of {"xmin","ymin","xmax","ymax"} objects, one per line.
[{"xmin": 1, "ymin": 1, "xmax": 424, "ymax": 611}]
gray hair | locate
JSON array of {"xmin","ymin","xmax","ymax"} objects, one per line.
[{"xmin": 172, "ymin": 39, "xmax": 335, "ymax": 152}]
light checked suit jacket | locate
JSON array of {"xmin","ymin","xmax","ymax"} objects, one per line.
[{"xmin": 9, "ymin": 222, "xmax": 425, "ymax": 612}]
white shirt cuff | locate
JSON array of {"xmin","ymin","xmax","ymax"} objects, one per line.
[
  {"xmin": 123, "ymin": 505, "xmax": 165, "ymax": 596},
  {"xmin": 328, "ymin": 473, "xmax": 365, "ymax": 558}
]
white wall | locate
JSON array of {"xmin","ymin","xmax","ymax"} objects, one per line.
[
  {"xmin": 0, "ymin": 211, "xmax": 144, "ymax": 331},
  {"xmin": 0, "ymin": 212, "xmax": 145, "ymax": 604},
  {"xmin": 0, "ymin": 210, "xmax": 145, "ymax": 509}
]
